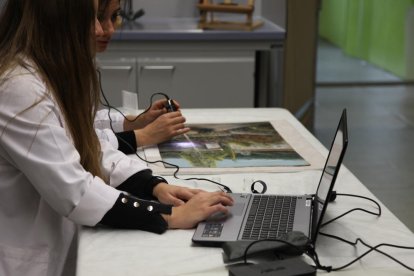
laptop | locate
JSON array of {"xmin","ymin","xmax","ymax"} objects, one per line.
[{"xmin": 192, "ymin": 109, "xmax": 348, "ymax": 245}]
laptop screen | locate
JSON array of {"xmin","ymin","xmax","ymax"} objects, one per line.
[{"xmin": 311, "ymin": 109, "xmax": 348, "ymax": 243}]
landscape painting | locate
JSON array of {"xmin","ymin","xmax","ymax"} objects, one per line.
[{"xmin": 157, "ymin": 122, "xmax": 309, "ymax": 168}]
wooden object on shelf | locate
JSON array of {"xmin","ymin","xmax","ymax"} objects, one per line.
[{"xmin": 197, "ymin": 0, "xmax": 263, "ymax": 31}]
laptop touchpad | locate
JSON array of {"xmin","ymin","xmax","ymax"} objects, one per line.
[{"xmin": 229, "ymin": 203, "xmax": 245, "ymax": 216}]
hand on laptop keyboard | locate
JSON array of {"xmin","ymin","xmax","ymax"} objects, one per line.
[{"xmin": 162, "ymin": 191, "xmax": 234, "ymax": 229}]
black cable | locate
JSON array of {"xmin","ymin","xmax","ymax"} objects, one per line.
[
  {"xmin": 123, "ymin": 139, "xmax": 233, "ymax": 193},
  {"xmin": 306, "ymin": 244, "xmax": 333, "ymax": 272},
  {"xmin": 241, "ymin": 239, "xmax": 333, "ymax": 272},
  {"xmin": 242, "ymin": 239, "xmax": 305, "ymax": 264},
  {"xmin": 315, "ymin": 192, "xmax": 414, "ymax": 272},
  {"xmin": 97, "ymin": 69, "xmax": 233, "ymax": 193},
  {"xmin": 319, "ymin": 232, "xmax": 414, "ymax": 271},
  {"xmin": 98, "ymin": 69, "xmax": 169, "ymax": 124},
  {"xmin": 321, "ymin": 192, "xmax": 382, "ymax": 227}
]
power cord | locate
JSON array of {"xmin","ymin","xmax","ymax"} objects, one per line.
[
  {"xmin": 98, "ymin": 69, "xmax": 167, "ymax": 125},
  {"xmin": 317, "ymin": 192, "xmax": 414, "ymax": 272},
  {"xmin": 242, "ymin": 239, "xmax": 307, "ymax": 264},
  {"xmin": 322, "ymin": 191, "xmax": 382, "ymax": 227},
  {"xmin": 239, "ymin": 239, "xmax": 332, "ymax": 272},
  {"xmin": 319, "ymin": 232, "xmax": 414, "ymax": 271}
]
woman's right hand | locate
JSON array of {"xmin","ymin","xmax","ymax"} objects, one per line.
[
  {"xmin": 134, "ymin": 111, "xmax": 190, "ymax": 146},
  {"xmin": 162, "ymin": 191, "xmax": 234, "ymax": 229},
  {"xmin": 124, "ymin": 99, "xmax": 179, "ymax": 131}
]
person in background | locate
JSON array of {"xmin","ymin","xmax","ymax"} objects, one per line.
[
  {"xmin": 94, "ymin": 0, "xmax": 190, "ymax": 154},
  {"xmin": 0, "ymin": 0, "xmax": 233, "ymax": 275}
]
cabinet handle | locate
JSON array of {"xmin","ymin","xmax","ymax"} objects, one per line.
[
  {"xmin": 141, "ymin": 65, "xmax": 175, "ymax": 71},
  {"xmin": 99, "ymin": 65, "xmax": 133, "ymax": 71}
]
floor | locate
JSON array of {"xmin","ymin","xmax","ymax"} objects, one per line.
[{"xmin": 314, "ymin": 40, "xmax": 414, "ymax": 232}]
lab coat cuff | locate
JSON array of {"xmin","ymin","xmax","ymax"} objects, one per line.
[
  {"xmin": 68, "ymin": 178, "xmax": 121, "ymax": 226},
  {"xmin": 99, "ymin": 193, "xmax": 171, "ymax": 234},
  {"xmin": 116, "ymin": 169, "xmax": 167, "ymax": 200},
  {"xmin": 116, "ymin": 131, "xmax": 137, "ymax": 154}
]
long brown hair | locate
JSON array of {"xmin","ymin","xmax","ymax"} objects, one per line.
[
  {"xmin": 98, "ymin": 0, "xmax": 111, "ymax": 16},
  {"xmin": 0, "ymin": 0, "xmax": 104, "ymax": 178}
]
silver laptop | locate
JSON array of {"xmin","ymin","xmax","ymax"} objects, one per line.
[{"xmin": 192, "ymin": 109, "xmax": 348, "ymax": 245}]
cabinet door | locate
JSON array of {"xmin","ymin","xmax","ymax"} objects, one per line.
[
  {"xmin": 97, "ymin": 58, "xmax": 137, "ymax": 108},
  {"xmin": 137, "ymin": 54, "xmax": 255, "ymax": 109}
]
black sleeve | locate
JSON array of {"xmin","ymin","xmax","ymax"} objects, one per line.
[
  {"xmin": 99, "ymin": 193, "xmax": 172, "ymax": 234},
  {"xmin": 115, "ymin": 131, "xmax": 137, "ymax": 154},
  {"xmin": 116, "ymin": 169, "xmax": 167, "ymax": 200}
]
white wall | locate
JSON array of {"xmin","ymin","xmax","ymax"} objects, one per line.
[
  {"xmin": 261, "ymin": 0, "xmax": 286, "ymax": 28},
  {"xmin": 131, "ymin": 0, "xmax": 199, "ymax": 17}
]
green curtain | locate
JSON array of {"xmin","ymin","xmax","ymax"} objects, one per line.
[{"xmin": 319, "ymin": 0, "xmax": 414, "ymax": 78}]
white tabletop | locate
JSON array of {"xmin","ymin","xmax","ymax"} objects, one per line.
[{"xmin": 77, "ymin": 108, "xmax": 414, "ymax": 275}]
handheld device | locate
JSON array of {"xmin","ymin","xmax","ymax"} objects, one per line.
[{"xmin": 165, "ymin": 99, "xmax": 177, "ymax": 112}]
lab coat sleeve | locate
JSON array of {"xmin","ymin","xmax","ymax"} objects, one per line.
[
  {"xmin": 95, "ymin": 127, "xmax": 119, "ymax": 149},
  {"xmin": 0, "ymin": 72, "xmax": 121, "ymax": 226},
  {"xmin": 94, "ymin": 108, "xmax": 124, "ymax": 132},
  {"xmin": 95, "ymin": 109, "xmax": 138, "ymax": 154},
  {"xmin": 99, "ymin": 139, "xmax": 150, "ymax": 188}
]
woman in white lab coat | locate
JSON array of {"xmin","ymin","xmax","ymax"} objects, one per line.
[
  {"xmin": 94, "ymin": 0, "xmax": 190, "ymax": 153},
  {"xmin": 0, "ymin": 1, "xmax": 233, "ymax": 275}
]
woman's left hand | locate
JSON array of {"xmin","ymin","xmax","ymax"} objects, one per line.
[{"xmin": 153, "ymin": 183, "xmax": 203, "ymax": 206}]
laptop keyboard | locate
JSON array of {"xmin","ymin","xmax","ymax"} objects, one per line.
[
  {"xmin": 241, "ymin": 195, "xmax": 296, "ymax": 240},
  {"xmin": 202, "ymin": 223, "xmax": 223, "ymax": 237}
]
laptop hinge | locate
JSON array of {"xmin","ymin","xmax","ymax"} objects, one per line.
[{"xmin": 309, "ymin": 195, "xmax": 318, "ymax": 240}]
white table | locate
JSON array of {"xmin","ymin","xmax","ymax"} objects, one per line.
[{"xmin": 77, "ymin": 108, "xmax": 414, "ymax": 275}]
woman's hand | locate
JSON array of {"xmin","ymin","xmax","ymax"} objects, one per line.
[
  {"xmin": 123, "ymin": 99, "xmax": 181, "ymax": 131},
  {"xmin": 153, "ymin": 183, "xmax": 203, "ymax": 206},
  {"xmin": 134, "ymin": 111, "xmax": 190, "ymax": 146},
  {"xmin": 162, "ymin": 191, "xmax": 234, "ymax": 229}
]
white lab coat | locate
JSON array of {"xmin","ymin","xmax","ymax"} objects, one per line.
[
  {"xmin": 94, "ymin": 109, "xmax": 125, "ymax": 149},
  {"xmin": 0, "ymin": 64, "xmax": 149, "ymax": 276}
]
